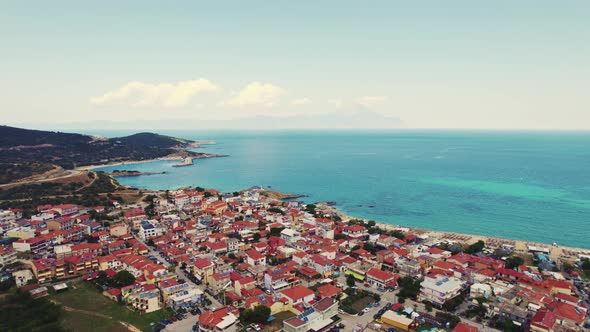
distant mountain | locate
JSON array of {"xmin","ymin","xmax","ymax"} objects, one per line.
[{"xmin": 0, "ymin": 125, "xmax": 197, "ymax": 169}]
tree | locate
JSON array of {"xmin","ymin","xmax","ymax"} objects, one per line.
[
  {"xmin": 113, "ymin": 270, "xmax": 135, "ymax": 287},
  {"xmin": 346, "ymin": 274, "xmax": 356, "ymax": 287},
  {"xmin": 253, "ymin": 233, "xmax": 261, "ymax": 242},
  {"xmin": 505, "ymin": 256, "xmax": 524, "ymax": 269},
  {"xmin": 334, "ymin": 233, "xmax": 347, "ymax": 240},
  {"xmin": 367, "ymin": 220, "xmax": 376, "ymax": 227},
  {"xmin": 466, "ymin": 240, "xmax": 485, "ymax": 254},
  {"xmin": 240, "ymin": 305, "xmax": 271, "ymax": 324}
]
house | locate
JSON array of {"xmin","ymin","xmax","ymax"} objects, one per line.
[
  {"xmin": 46, "ymin": 217, "xmax": 74, "ymax": 231},
  {"xmin": 366, "ymin": 268, "xmax": 398, "ymax": 290},
  {"xmin": 124, "ymin": 209, "xmax": 146, "ymax": 229},
  {"xmin": 280, "ymin": 228, "xmax": 301, "ymax": 244},
  {"xmin": 0, "ymin": 247, "xmax": 17, "ymax": 266},
  {"xmin": 193, "ymin": 258, "xmax": 215, "ymax": 284},
  {"xmin": 342, "ymin": 224, "xmax": 368, "ymax": 239},
  {"xmin": 419, "ymin": 275, "xmax": 465, "ymax": 307},
  {"xmin": 138, "ymin": 221, "xmax": 163, "ymax": 241},
  {"xmin": 13, "ymin": 236, "xmax": 49, "ymax": 255},
  {"xmin": 246, "ymin": 249, "xmax": 266, "ymax": 267},
  {"xmin": 280, "ymin": 285, "xmax": 315, "ymax": 305},
  {"xmin": 197, "ymin": 306, "xmax": 239, "ymax": 332},
  {"xmin": 309, "ymin": 254, "xmax": 336, "ymax": 277},
  {"xmin": 283, "ymin": 298, "xmax": 339, "ymax": 332},
  {"xmin": 126, "ymin": 284, "xmax": 161, "ymax": 313},
  {"xmin": 52, "ymin": 204, "xmax": 78, "ymax": 216},
  {"xmin": 529, "ymin": 308, "xmax": 556, "ymax": 332}
]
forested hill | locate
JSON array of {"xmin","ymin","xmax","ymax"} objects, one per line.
[{"xmin": 0, "ymin": 125, "xmax": 196, "ymax": 169}]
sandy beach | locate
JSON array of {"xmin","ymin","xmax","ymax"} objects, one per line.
[{"xmin": 315, "ymin": 202, "xmax": 590, "ymax": 262}]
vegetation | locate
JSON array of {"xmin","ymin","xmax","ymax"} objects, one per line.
[
  {"xmin": 268, "ymin": 227, "xmax": 285, "ymax": 238},
  {"xmin": 505, "ymin": 255, "xmax": 524, "ymax": 269},
  {"xmin": 0, "ymin": 125, "xmax": 197, "ymax": 169},
  {"xmin": 0, "ymin": 289, "xmax": 65, "ymax": 332},
  {"xmin": 0, "ymin": 162, "xmax": 55, "ymax": 184},
  {"xmin": 435, "ymin": 312, "xmax": 461, "ymax": 328},
  {"xmin": 267, "ymin": 207, "xmax": 284, "ymax": 215},
  {"xmin": 0, "ymin": 172, "xmax": 118, "ymax": 202},
  {"xmin": 340, "ymin": 288, "xmax": 378, "ymax": 314},
  {"xmin": 397, "ymin": 276, "xmax": 422, "ymax": 301},
  {"xmin": 346, "ymin": 274, "xmax": 356, "ymax": 287},
  {"xmin": 465, "ymin": 240, "xmax": 485, "ymax": 254},
  {"xmin": 51, "ymin": 281, "xmax": 173, "ymax": 332},
  {"xmin": 240, "ymin": 305, "xmax": 271, "ymax": 325}
]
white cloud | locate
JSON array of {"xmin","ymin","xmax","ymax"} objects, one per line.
[
  {"xmin": 221, "ymin": 82, "xmax": 284, "ymax": 108},
  {"xmin": 291, "ymin": 98, "xmax": 312, "ymax": 106},
  {"xmin": 90, "ymin": 79, "xmax": 219, "ymax": 108},
  {"xmin": 328, "ymin": 99, "xmax": 344, "ymax": 108},
  {"xmin": 356, "ymin": 96, "xmax": 387, "ymax": 108}
]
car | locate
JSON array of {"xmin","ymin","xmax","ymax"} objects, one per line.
[
  {"xmin": 178, "ymin": 279, "xmax": 186, "ymax": 284},
  {"xmin": 337, "ymin": 323, "xmax": 345, "ymax": 328},
  {"xmin": 373, "ymin": 313, "xmax": 381, "ymax": 319},
  {"xmin": 364, "ymin": 283, "xmax": 370, "ymax": 288},
  {"xmin": 358, "ymin": 311, "xmax": 364, "ymax": 316},
  {"xmin": 170, "ymin": 316, "xmax": 177, "ymax": 322}
]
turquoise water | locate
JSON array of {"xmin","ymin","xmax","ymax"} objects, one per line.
[{"xmin": 92, "ymin": 130, "xmax": 590, "ymax": 248}]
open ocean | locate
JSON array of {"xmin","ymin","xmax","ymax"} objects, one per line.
[{"xmin": 92, "ymin": 130, "xmax": 590, "ymax": 249}]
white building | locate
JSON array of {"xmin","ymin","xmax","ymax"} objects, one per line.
[
  {"xmin": 419, "ymin": 275, "xmax": 465, "ymax": 306},
  {"xmin": 138, "ymin": 220, "xmax": 163, "ymax": 240}
]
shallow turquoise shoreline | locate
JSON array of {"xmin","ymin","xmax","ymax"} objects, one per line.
[{"xmin": 93, "ymin": 130, "xmax": 590, "ymax": 249}]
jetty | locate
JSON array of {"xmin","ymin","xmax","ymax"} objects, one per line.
[{"xmin": 172, "ymin": 157, "xmax": 194, "ymax": 167}]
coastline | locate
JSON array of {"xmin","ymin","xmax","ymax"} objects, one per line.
[
  {"xmin": 75, "ymin": 152, "xmax": 228, "ymax": 171},
  {"xmin": 313, "ymin": 202, "xmax": 590, "ymax": 261}
]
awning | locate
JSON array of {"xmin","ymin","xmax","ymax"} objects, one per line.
[{"xmin": 344, "ymin": 270, "xmax": 365, "ymax": 280}]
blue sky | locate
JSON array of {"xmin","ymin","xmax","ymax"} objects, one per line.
[{"xmin": 1, "ymin": 1, "xmax": 589, "ymax": 129}]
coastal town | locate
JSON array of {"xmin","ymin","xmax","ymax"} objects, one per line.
[{"xmin": 0, "ymin": 186, "xmax": 589, "ymax": 332}]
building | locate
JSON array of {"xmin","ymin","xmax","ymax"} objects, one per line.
[
  {"xmin": 283, "ymin": 297, "xmax": 338, "ymax": 332},
  {"xmin": 380, "ymin": 310, "xmax": 415, "ymax": 331},
  {"xmin": 138, "ymin": 221, "xmax": 163, "ymax": 241},
  {"xmin": 13, "ymin": 236, "xmax": 49, "ymax": 255},
  {"xmin": 366, "ymin": 268, "xmax": 397, "ymax": 290},
  {"xmin": 419, "ymin": 275, "xmax": 465, "ymax": 307},
  {"xmin": 126, "ymin": 284, "xmax": 162, "ymax": 313},
  {"xmin": 47, "ymin": 217, "xmax": 74, "ymax": 231},
  {"xmin": 197, "ymin": 306, "xmax": 239, "ymax": 332},
  {"xmin": 246, "ymin": 249, "xmax": 266, "ymax": 267},
  {"xmin": 280, "ymin": 285, "xmax": 315, "ymax": 305},
  {"xmin": 193, "ymin": 258, "xmax": 215, "ymax": 284}
]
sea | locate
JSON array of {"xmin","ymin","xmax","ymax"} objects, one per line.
[{"xmin": 91, "ymin": 130, "xmax": 590, "ymax": 249}]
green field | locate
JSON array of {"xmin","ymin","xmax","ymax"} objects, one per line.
[{"xmin": 51, "ymin": 281, "xmax": 174, "ymax": 332}]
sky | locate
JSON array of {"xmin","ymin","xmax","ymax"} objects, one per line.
[{"xmin": 1, "ymin": 1, "xmax": 589, "ymax": 130}]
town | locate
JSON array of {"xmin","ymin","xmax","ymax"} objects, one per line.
[{"xmin": 0, "ymin": 186, "xmax": 589, "ymax": 332}]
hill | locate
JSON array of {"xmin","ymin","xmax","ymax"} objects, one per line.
[{"xmin": 0, "ymin": 125, "xmax": 198, "ymax": 169}]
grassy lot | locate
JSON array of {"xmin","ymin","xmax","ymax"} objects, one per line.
[
  {"xmin": 263, "ymin": 311, "xmax": 296, "ymax": 332},
  {"xmin": 352, "ymin": 296, "xmax": 376, "ymax": 313},
  {"xmin": 51, "ymin": 281, "xmax": 174, "ymax": 332},
  {"xmin": 61, "ymin": 310, "xmax": 128, "ymax": 332}
]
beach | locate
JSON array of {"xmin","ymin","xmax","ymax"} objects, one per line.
[{"xmin": 315, "ymin": 202, "xmax": 590, "ymax": 263}]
